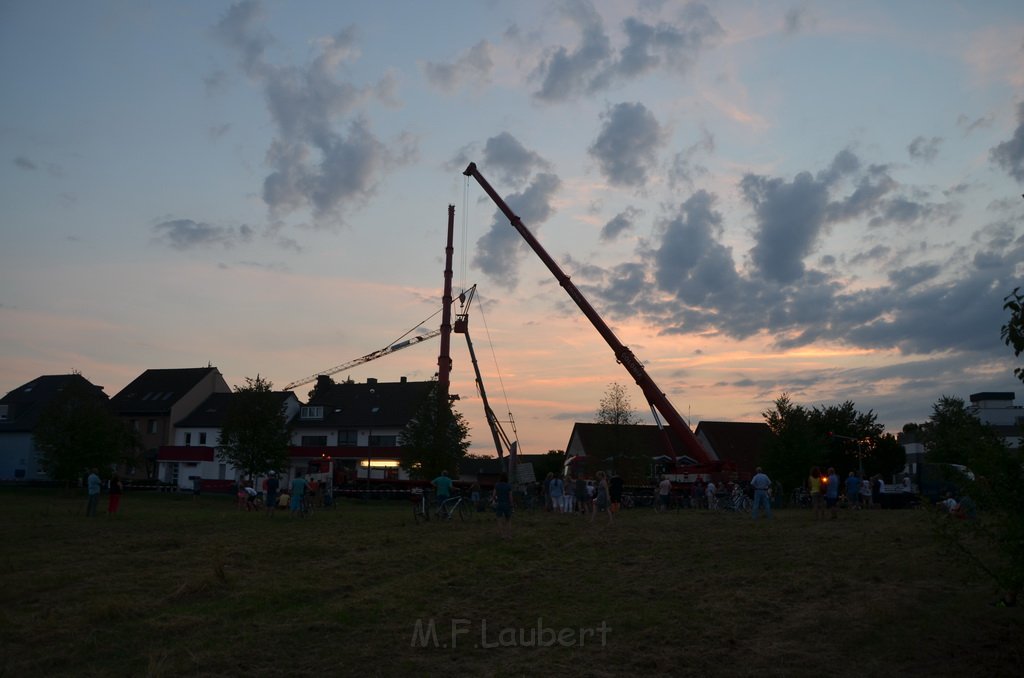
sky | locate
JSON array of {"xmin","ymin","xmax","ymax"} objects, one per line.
[{"xmin": 2, "ymin": 0, "xmax": 1024, "ymax": 457}]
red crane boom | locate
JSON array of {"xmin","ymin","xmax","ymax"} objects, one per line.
[{"xmin": 463, "ymin": 162, "xmax": 712, "ymax": 464}]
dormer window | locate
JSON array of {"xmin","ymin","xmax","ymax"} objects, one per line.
[{"xmin": 301, "ymin": 406, "xmax": 324, "ymax": 420}]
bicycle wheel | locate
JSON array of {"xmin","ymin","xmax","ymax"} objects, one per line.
[
  {"xmin": 413, "ymin": 501, "xmax": 427, "ymax": 524},
  {"xmin": 456, "ymin": 499, "xmax": 468, "ymax": 521}
]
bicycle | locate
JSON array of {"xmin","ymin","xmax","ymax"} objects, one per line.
[
  {"xmin": 437, "ymin": 493, "xmax": 469, "ymax": 521},
  {"xmin": 412, "ymin": 488, "xmax": 431, "ymax": 524}
]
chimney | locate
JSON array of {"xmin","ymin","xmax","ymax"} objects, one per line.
[
  {"xmin": 366, "ymin": 378, "xmax": 378, "ymax": 385},
  {"xmin": 400, "ymin": 376, "xmax": 407, "ymax": 383}
]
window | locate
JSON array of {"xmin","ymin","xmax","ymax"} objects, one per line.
[
  {"xmin": 130, "ymin": 420, "xmax": 139, "ymax": 432},
  {"xmin": 369, "ymin": 434, "xmax": 397, "ymax": 447},
  {"xmin": 147, "ymin": 420, "xmax": 158, "ymax": 435},
  {"xmin": 184, "ymin": 433, "xmax": 192, "ymax": 447},
  {"xmin": 338, "ymin": 429, "xmax": 358, "ymax": 446},
  {"xmin": 301, "ymin": 435, "xmax": 328, "ymax": 447},
  {"xmin": 301, "ymin": 406, "xmax": 324, "ymax": 419},
  {"xmin": 218, "ymin": 464, "xmax": 226, "ymax": 480},
  {"xmin": 199, "ymin": 432, "xmax": 207, "ymax": 445}
]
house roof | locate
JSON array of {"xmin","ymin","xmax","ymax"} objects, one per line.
[
  {"xmin": 0, "ymin": 374, "xmax": 108, "ymax": 433},
  {"xmin": 175, "ymin": 391, "xmax": 298, "ymax": 428},
  {"xmin": 969, "ymin": 391, "xmax": 1015, "ymax": 403},
  {"xmin": 694, "ymin": 421, "xmax": 773, "ymax": 474},
  {"xmin": 566, "ymin": 423, "xmax": 697, "ymax": 459},
  {"xmin": 298, "ymin": 377, "xmax": 434, "ymax": 429},
  {"xmin": 111, "ymin": 367, "xmax": 222, "ymax": 415}
]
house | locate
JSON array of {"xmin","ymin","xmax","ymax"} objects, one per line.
[
  {"xmin": 693, "ymin": 421, "xmax": 773, "ymax": 481},
  {"xmin": 155, "ymin": 390, "xmax": 300, "ymax": 490},
  {"xmin": 563, "ymin": 422, "xmax": 715, "ymax": 483},
  {"xmin": 968, "ymin": 392, "xmax": 1023, "ymax": 449},
  {"xmin": 110, "ymin": 367, "xmax": 230, "ymax": 479},
  {"xmin": 295, "ymin": 375, "xmax": 434, "ymax": 484},
  {"xmin": 0, "ymin": 374, "xmax": 108, "ymax": 481}
]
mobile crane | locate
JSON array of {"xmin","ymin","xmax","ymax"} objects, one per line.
[
  {"xmin": 453, "ymin": 285, "xmax": 521, "ymax": 465},
  {"xmin": 463, "ymin": 162, "xmax": 714, "ymax": 465}
]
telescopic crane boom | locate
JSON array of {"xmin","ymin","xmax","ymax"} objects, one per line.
[{"xmin": 463, "ymin": 162, "xmax": 712, "ymax": 464}]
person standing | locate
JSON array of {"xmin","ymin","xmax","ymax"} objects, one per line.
[
  {"xmin": 609, "ymin": 473, "xmax": 624, "ymax": 513},
  {"xmin": 107, "ymin": 474, "xmax": 123, "ymax": 516},
  {"xmin": 290, "ymin": 475, "xmax": 308, "ymax": 516},
  {"xmin": 86, "ymin": 468, "xmax": 101, "ymax": 517},
  {"xmin": 591, "ymin": 471, "xmax": 612, "ymax": 525},
  {"xmin": 809, "ymin": 467, "xmax": 824, "ymax": 520},
  {"xmin": 542, "ymin": 472, "xmax": 554, "ymax": 512},
  {"xmin": 562, "ymin": 476, "xmax": 576, "ymax": 514},
  {"xmin": 825, "ymin": 467, "xmax": 840, "ymax": 519},
  {"xmin": 492, "ymin": 473, "xmax": 513, "ymax": 539},
  {"xmin": 265, "ymin": 471, "xmax": 279, "ymax": 517},
  {"xmin": 431, "ymin": 470, "xmax": 453, "ymax": 513},
  {"xmin": 860, "ymin": 476, "xmax": 872, "ymax": 509},
  {"xmin": 548, "ymin": 474, "xmax": 564, "ymax": 513},
  {"xmin": 657, "ymin": 475, "xmax": 672, "ymax": 513},
  {"xmin": 845, "ymin": 471, "xmax": 861, "ymax": 510},
  {"xmin": 705, "ymin": 479, "xmax": 718, "ymax": 510},
  {"xmin": 575, "ymin": 475, "xmax": 590, "ymax": 516},
  {"xmin": 750, "ymin": 467, "xmax": 772, "ymax": 519}
]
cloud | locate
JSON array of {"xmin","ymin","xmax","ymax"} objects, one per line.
[
  {"xmin": 209, "ymin": 123, "xmax": 231, "ymax": 139},
  {"xmin": 571, "ymin": 145, "xmax": 1023, "ymax": 372},
  {"xmin": 421, "ymin": 40, "xmax": 494, "ymax": 92},
  {"xmin": 990, "ymin": 101, "xmax": 1024, "ymax": 183},
  {"xmin": 532, "ymin": 0, "xmax": 613, "ymax": 102},
  {"xmin": 652, "ymin": 191, "xmax": 740, "ymax": 307},
  {"xmin": 482, "ymin": 132, "xmax": 552, "ymax": 187},
  {"xmin": 616, "ymin": 5, "xmax": 723, "ymax": 78},
  {"xmin": 783, "ymin": 6, "xmax": 816, "ymax": 35},
  {"xmin": 531, "ymin": 1, "xmax": 721, "ymax": 102},
  {"xmin": 600, "ymin": 206, "xmax": 643, "ymax": 241},
  {"xmin": 153, "ymin": 219, "xmax": 255, "ymax": 250},
  {"xmin": 14, "ymin": 155, "xmax": 36, "ymax": 171},
  {"xmin": 589, "ymin": 102, "xmax": 666, "ymax": 187},
  {"xmin": 908, "ymin": 135, "xmax": 942, "ymax": 163},
  {"xmin": 214, "ymin": 1, "xmax": 409, "ymax": 226},
  {"xmin": 473, "ymin": 172, "xmax": 561, "ymax": 288},
  {"xmin": 669, "ymin": 127, "xmax": 714, "ymax": 187},
  {"xmin": 956, "ymin": 113, "xmax": 993, "ymax": 135},
  {"xmin": 741, "ymin": 171, "xmax": 830, "ymax": 283}
]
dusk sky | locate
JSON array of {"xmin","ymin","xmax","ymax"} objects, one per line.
[{"xmin": 2, "ymin": 0, "xmax": 1023, "ymax": 457}]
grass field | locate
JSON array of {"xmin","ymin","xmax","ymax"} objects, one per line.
[{"xmin": 2, "ymin": 488, "xmax": 1020, "ymax": 677}]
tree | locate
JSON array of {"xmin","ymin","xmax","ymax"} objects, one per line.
[
  {"xmin": 595, "ymin": 382, "xmax": 641, "ymax": 426},
  {"xmin": 216, "ymin": 376, "xmax": 292, "ymax": 480},
  {"xmin": 920, "ymin": 396, "xmax": 1000, "ymax": 465},
  {"xmin": 924, "ymin": 393, "xmax": 1022, "ymax": 606},
  {"xmin": 761, "ymin": 393, "xmax": 819, "ymax": 493},
  {"xmin": 399, "ymin": 382, "xmax": 470, "ymax": 479},
  {"xmin": 536, "ymin": 450, "xmax": 566, "ymax": 480},
  {"xmin": 594, "ymin": 382, "xmax": 646, "ymax": 479},
  {"xmin": 762, "ymin": 394, "xmax": 905, "ymax": 497},
  {"xmin": 1002, "ymin": 286, "xmax": 1024, "ymax": 383},
  {"xmin": 34, "ymin": 377, "xmax": 134, "ymax": 484}
]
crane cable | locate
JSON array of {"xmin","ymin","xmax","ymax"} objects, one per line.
[
  {"xmin": 473, "ymin": 290, "xmax": 520, "ymax": 443},
  {"xmin": 461, "ymin": 175, "xmax": 520, "ymax": 446}
]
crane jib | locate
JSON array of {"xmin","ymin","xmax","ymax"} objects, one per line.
[{"xmin": 463, "ymin": 162, "xmax": 711, "ymax": 464}]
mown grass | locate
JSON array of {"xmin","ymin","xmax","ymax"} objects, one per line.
[{"xmin": 1, "ymin": 488, "xmax": 1020, "ymax": 677}]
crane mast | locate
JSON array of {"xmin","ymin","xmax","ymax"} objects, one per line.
[{"xmin": 463, "ymin": 162, "xmax": 711, "ymax": 464}]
